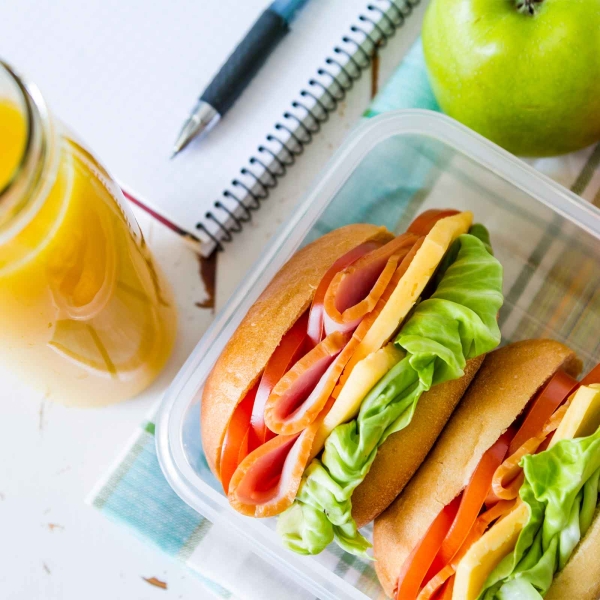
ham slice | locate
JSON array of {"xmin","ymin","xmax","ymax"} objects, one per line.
[
  {"xmin": 264, "ymin": 331, "xmax": 352, "ymax": 435},
  {"xmin": 307, "ymin": 241, "xmax": 381, "ymax": 347},
  {"xmin": 323, "ymin": 233, "xmax": 419, "ymax": 335},
  {"xmin": 406, "ymin": 209, "xmax": 459, "ymax": 237},
  {"xmin": 228, "ymin": 400, "xmax": 332, "ymax": 517}
]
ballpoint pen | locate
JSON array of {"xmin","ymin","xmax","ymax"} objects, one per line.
[{"xmin": 172, "ymin": 0, "xmax": 310, "ymax": 157}]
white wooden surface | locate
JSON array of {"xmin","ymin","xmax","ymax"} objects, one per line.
[{"xmin": 0, "ymin": 9, "xmax": 424, "ymax": 598}]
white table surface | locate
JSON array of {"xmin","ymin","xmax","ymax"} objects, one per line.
[{"xmin": 0, "ymin": 9, "xmax": 424, "ymax": 599}]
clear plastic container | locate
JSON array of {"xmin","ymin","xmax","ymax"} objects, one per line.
[{"xmin": 156, "ymin": 110, "xmax": 600, "ymax": 600}]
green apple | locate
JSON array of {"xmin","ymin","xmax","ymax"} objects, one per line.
[{"xmin": 422, "ymin": 0, "xmax": 600, "ymax": 156}]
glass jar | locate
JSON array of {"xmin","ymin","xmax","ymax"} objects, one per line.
[{"xmin": 0, "ymin": 61, "xmax": 177, "ymax": 406}]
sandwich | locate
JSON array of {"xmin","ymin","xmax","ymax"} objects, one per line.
[
  {"xmin": 374, "ymin": 339, "xmax": 600, "ymax": 599},
  {"xmin": 200, "ymin": 209, "xmax": 504, "ymax": 556}
]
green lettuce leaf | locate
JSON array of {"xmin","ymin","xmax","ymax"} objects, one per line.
[
  {"xmin": 277, "ymin": 228, "xmax": 503, "ymax": 556},
  {"xmin": 479, "ymin": 429, "xmax": 600, "ymax": 600}
]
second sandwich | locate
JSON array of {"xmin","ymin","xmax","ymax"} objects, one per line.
[{"xmin": 375, "ymin": 339, "xmax": 600, "ymax": 599}]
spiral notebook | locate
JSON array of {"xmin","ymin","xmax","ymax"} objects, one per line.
[{"xmin": 1, "ymin": 0, "xmax": 423, "ymax": 256}]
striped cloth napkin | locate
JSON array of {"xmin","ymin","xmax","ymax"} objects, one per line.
[{"xmin": 89, "ymin": 40, "xmax": 600, "ymax": 600}]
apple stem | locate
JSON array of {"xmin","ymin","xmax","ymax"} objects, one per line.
[{"xmin": 516, "ymin": 0, "xmax": 541, "ymax": 15}]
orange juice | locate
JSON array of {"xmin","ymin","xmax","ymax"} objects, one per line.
[{"xmin": 0, "ymin": 83, "xmax": 176, "ymax": 405}]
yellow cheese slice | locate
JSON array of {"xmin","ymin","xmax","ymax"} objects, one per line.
[
  {"xmin": 550, "ymin": 384, "xmax": 600, "ymax": 447},
  {"xmin": 309, "ymin": 343, "xmax": 404, "ymax": 460},
  {"xmin": 338, "ymin": 211, "xmax": 473, "ymax": 387},
  {"xmin": 453, "ymin": 502, "xmax": 530, "ymax": 600}
]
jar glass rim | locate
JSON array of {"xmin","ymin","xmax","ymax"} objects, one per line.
[
  {"xmin": 0, "ymin": 61, "xmax": 34, "ymax": 195},
  {"xmin": 0, "ymin": 60, "xmax": 56, "ymax": 239}
]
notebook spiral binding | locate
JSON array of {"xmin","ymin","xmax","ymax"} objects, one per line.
[{"xmin": 197, "ymin": 0, "xmax": 420, "ymax": 252}]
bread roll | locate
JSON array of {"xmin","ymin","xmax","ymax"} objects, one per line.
[
  {"xmin": 352, "ymin": 356, "xmax": 484, "ymax": 528},
  {"xmin": 201, "ymin": 224, "xmax": 393, "ymax": 477},
  {"xmin": 546, "ymin": 506, "xmax": 600, "ymax": 599},
  {"xmin": 373, "ymin": 339, "xmax": 582, "ymax": 598}
]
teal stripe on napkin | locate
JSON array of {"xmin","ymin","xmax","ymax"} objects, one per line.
[{"xmin": 92, "ymin": 425, "xmax": 209, "ymax": 557}]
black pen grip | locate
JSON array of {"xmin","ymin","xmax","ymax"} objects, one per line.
[{"xmin": 201, "ymin": 9, "xmax": 289, "ymax": 115}]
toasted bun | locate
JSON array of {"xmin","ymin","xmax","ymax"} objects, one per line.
[
  {"xmin": 546, "ymin": 507, "xmax": 600, "ymax": 600},
  {"xmin": 373, "ymin": 339, "xmax": 582, "ymax": 598},
  {"xmin": 201, "ymin": 224, "xmax": 394, "ymax": 478},
  {"xmin": 351, "ymin": 356, "xmax": 485, "ymax": 529}
]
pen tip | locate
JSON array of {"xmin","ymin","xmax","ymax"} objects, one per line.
[
  {"xmin": 171, "ymin": 128, "xmax": 192, "ymax": 158},
  {"xmin": 171, "ymin": 102, "xmax": 221, "ymax": 157}
]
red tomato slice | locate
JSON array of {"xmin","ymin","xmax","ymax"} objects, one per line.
[
  {"xmin": 406, "ymin": 209, "xmax": 459, "ymax": 236},
  {"xmin": 306, "ymin": 241, "xmax": 380, "ymax": 347},
  {"xmin": 237, "ymin": 428, "xmax": 251, "ymax": 464},
  {"xmin": 509, "ymin": 369, "xmax": 578, "ymax": 456},
  {"xmin": 250, "ymin": 311, "xmax": 309, "ymax": 446},
  {"xmin": 395, "ymin": 495, "xmax": 462, "ymax": 600},
  {"xmin": 580, "ymin": 362, "xmax": 600, "ymax": 386},
  {"xmin": 220, "ymin": 383, "xmax": 258, "ymax": 495},
  {"xmin": 418, "ymin": 500, "xmax": 515, "ymax": 600},
  {"xmin": 426, "ymin": 431, "xmax": 511, "ymax": 579}
]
